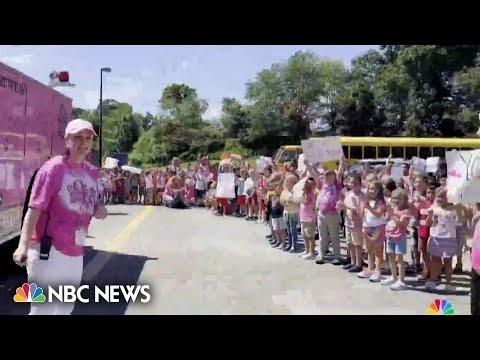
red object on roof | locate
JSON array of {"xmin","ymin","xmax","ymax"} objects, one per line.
[{"xmin": 58, "ymin": 71, "xmax": 69, "ymax": 82}]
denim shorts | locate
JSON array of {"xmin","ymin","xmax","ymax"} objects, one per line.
[{"xmin": 386, "ymin": 238, "xmax": 407, "ymax": 255}]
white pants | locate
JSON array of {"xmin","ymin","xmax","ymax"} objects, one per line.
[{"xmin": 26, "ymin": 245, "xmax": 83, "ymax": 315}]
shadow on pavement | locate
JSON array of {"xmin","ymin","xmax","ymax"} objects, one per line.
[
  {"xmin": 0, "ymin": 246, "xmax": 157, "ymax": 315},
  {"xmin": 406, "ymin": 273, "xmax": 471, "ymax": 296}
]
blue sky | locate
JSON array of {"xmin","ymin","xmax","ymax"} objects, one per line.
[{"xmin": 0, "ymin": 45, "xmax": 377, "ymax": 120}]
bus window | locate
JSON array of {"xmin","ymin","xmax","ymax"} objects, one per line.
[
  {"xmin": 433, "ymin": 147, "xmax": 445, "ymax": 157},
  {"xmin": 364, "ymin": 146, "xmax": 376, "ymax": 159},
  {"xmin": 406, "ymin": 147, "xmax": 418, "ymax": 159},
  {"xmin": 280, "ymin": 151, "xmax": 297, "ymax": 162},
  {"xmin": 378, "ymin": 146, "xmax": 390, "ymax": 158},
  {"xmin": 461, "ymin": 147, "xmax": 473, "ymax": 151},
  {"xmin": 350, "ymin": 146, "xmax": 362, "ymax": 159},
  {"xmin": 391, "ymin": 147, "xmax": 404, "ymax": 158},
  {"xmin": 446, "ymin": 147, "xmax": 459, "ymax": 151},
  {"xmin": 419, "ymin": 147, "xmax": 432, "ymax": 158},
  {"xmin": 273, "ymin": 148, "xmax": 284, "ymax": 162},
  {"xmin": 342, "ymin": 146, "xmax": 349, "ymax": 158}
]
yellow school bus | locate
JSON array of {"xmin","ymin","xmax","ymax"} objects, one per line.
[{"xmin": 273, "ymin": 136, "xmax": 480, "ymax": 171}]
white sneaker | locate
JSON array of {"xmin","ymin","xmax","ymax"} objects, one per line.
[
  {"xmin": 390, "ymin": 280, "xmax": 407, "ymax": 291},
  {"xmin": 444, "ymin": 284, "xmax": 456, "ymax": 292},
  {"xmin": 357, "ymin": 270, "xmax": 373, "ymax": 279},
  {"xmin": 301, "ymin": 252, "xmax": 311, "ymax": 258},
  {"xmin": 304, "ymin": 253, "xmax": 316, "ymax": 260},
  {"xmin": 425, "ymin": 281, "xmax": 437, "ymax": 290},
  {"xmin": 381, "ymin": 276, "xmax": 396, "ymax": 286},
  {"xmin": 299, "ymin": 251, "xmax": 308, "ymax": 257},
  {"xmin": 369, "ymin": 272, "xmax": 382, "ymax": 282}
]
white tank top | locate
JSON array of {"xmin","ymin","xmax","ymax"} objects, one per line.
[
  {"xmin": 430, "ymin": 206, "xmax": 457, "ymax": 239},
  {"xmin": 363, "ymin": 200, "xmax": 386, "ymax": 227}
]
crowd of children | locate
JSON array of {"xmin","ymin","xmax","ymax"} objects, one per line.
[{"xmin": 97, "ymin": 154, "xmax": 480, "ymax": 300}]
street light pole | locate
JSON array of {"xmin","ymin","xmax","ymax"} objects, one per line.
[{"xmin": 98, "ymin": 67, "xmax": 111, "ymax": 167}]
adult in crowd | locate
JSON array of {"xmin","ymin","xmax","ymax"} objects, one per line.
[
  {"xmin": 167, "ymin": 157, "xmax": 182, "ymax": 174},
  {"xmin": 13, "ymin": 119, "xmax": 108, "ymax": 315},
  {"xmin": 163, "ymin": 175, "xmax": 189, "ymax": 209}
]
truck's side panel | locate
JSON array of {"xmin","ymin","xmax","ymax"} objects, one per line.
[
  {"xmin": 0, "ymin": 66, "xmax": 27, "ymax": 243},
  {"xmin": 51, "ymin": 92, "xmax": 70, "ymax": 157},
  {"xmin": 0, "ymin": 62, "xmax": 72, "ymax": 246},
  {"xmin": 25, "ymin": 80, "xmax": 53, "ymax": 171}
]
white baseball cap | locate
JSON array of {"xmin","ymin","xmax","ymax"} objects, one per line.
[{"xmin": 65, "ymin": 119, "xmax": 97, "ymax": 137}]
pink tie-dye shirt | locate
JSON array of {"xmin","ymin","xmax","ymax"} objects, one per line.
[
  {"xmin": 28, "ymin": 154, "xmax": 99, "ymax": 257},
  {"xmin": 316, "ymin": 180, "xmax": 343, "ymax": 213}
]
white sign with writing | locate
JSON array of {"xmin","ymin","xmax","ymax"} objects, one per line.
[
  {"xmin": 215, "ymin": 173, "xmax": 236, "ymax": 199},
  {"xmin": 446, "ymin": 149, "xmax": 480, "ymax": 204},
  {"xmin": 390, "ymin": 166, "xmax": 404, "ymax": 182},
  {"xmin": 411, "ymin": 157, "xmax": 426, "ymax": 174},
  {"xmin": 425, "ymin": 157, "xmax": 440, "ymax": 173},
  {"xmin": 297, "ymin": 153, "xmax": 306, "ymax": 174},
  {"xmin": 301, "ymin": 136, "xmax": 343, "ymax": 164},
  {"xmin": 256, "ymin": 159, "xmax": 269, "ymax": 173},
  {"xmin": 292, "ymin": 178, "xmax": 307, "ymax": 204},
  {"xmin": 103, "ymin": 157, "xmax": 119, "ymax": 169}
]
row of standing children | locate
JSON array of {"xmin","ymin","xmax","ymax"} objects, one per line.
[
  {"xmin": 214, "ymin": 155, "xmax": 477, "ymax": 293},
  {"xmin": 98, "ymin": 158, "xmax": 219, "ymax": 207},
  {"xmin": 98, "ymin": 155, "xmax": 480, "ymax": 308}
]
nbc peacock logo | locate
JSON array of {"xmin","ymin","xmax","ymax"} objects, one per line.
[
  {"xmin": 427, "ymin": 298, "xmax": 454, "ymax": 315},
  {"xmin": 13, "ymin": 283, "xmax": 46, "ymax": 303}
]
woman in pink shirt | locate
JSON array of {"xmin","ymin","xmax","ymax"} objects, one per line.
[{"xmin": 13, "ymin": 119, "xmax": 108, "ymax": 315}]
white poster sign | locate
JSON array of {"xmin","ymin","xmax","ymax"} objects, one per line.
[
  {"xmin": 297, "ymin": 153, "xmax": 306, "ymax": 174},
  {"xmin": 292, "ymin": 178, "xmax": 307, "ymax": 204},
  {"xmin": 425, "ymin": 157, "xmax": 440, "ymax": 173},
  {"xmin": 121, "ymin": 165, "xmax": 142, "ymax": 174},
  {"xmin": 390, "ymin": 166, "xmax": 404, "ymax": 182},
  {"xmin": 301, "ymin": 136, "xmax": 343, "ymax": 164},
  {"xmin": 411, "ymin": 157, "xmax": 426, "ymax": 174},
  {"xmin": 445, "ymin": 149, "xmax": 480, "ymax": 204},
  {"xmin": 256, "ymin": 160, "xmax": 269, "ymax": 173},
  {"xmin": 259, "ymin": 156, "xmax": 273, "ymax": 165},
  {"xmin": 215, "ymin": 173, "xmax": 236, "ymax": 199},
  {"xmin": 103, "ymin": 157, "xmax": 119, "ymax": 169}
]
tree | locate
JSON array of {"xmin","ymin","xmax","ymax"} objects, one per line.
[{"xmin": 159, "ymin": 84, "xmax": 207, "ymax": 128}]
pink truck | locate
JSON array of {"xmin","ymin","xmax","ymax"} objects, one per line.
[{"xmin": 0, "ymin": 61, "xmax": 72, "ymax": 249}]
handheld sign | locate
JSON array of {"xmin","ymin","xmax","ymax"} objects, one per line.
[
  {"xmin": 215, "ymin": 173, "xmax": 236, "ymax": 199},
  {"xmin": 301, "ymin": 137, "xmax": 343, "ymax": 164}
]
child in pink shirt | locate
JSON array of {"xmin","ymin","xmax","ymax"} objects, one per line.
[
  {"xmin": 299, "ymin": 178, "xmax": 317, "ymax": 260},
  {"xmin": 315, "ymin": 159, "xmax": 346, "ymax": 265},
  {"xmin": 382, "ymin": 188, "xmax": 414, "ymax": 290},
  {"xmin": 338, "ymin": 174, "xmax": 365, "ymax": 273}
]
